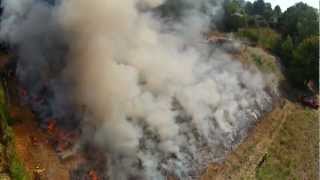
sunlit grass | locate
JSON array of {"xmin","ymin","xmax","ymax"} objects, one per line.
[{"xmin": 256, "ymin": 109, "xmax": 319, "ymax": 179}]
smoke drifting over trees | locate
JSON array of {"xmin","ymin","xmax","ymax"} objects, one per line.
[{"xmin": 0, "ymin": 0, "xmax": 274, "ymax": 179}]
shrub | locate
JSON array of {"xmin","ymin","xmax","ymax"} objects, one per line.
[
  {"xmin": 237, "ymin": 27, "xmax": 281, "ymax": 50},
  {"xmin": 280, "ymin": 35, "xmax": 294, "ymax": 66}
]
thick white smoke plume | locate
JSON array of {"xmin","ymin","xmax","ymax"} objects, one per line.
[{"xmin": 0, "ymin": 0, "xmax": 273, "ymax": 179}]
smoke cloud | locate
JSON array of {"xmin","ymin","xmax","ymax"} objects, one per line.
[{"xmin": 0, "ymin": 0, "xmax": 273, "ymax": 179}]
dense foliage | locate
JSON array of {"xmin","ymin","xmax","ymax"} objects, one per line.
[
  {"xmin": 289, "ymin": 36, "xmax": 319, "ymax": 87},
  {"xmin": 278, "ymin": 3, "xmax": 319, "ymax": 42},
  {"xmin": 222, "ymin": 0, "xmax": 319, "ymax": 89}
]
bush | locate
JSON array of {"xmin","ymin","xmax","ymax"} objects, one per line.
[
  {"xmin": 237, "ymin": 27, "xmax": 281, "ymax": 50},
  {"xmin": 280, "ymin": 35, "xmax": 294, "ymax": 66}
]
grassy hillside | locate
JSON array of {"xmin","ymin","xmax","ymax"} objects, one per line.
[
  {"xmin": 202, "ymin": 44, "xmax": 318, "ymax": 179},
  {"xmin": 256, "ymin": 108, "xmax": 319, "ymax": 179}
]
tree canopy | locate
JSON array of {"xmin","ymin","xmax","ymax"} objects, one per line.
[
  {"xmin": 288, "ymin": 36, "xmax": 319, "ymax": 87},
  {"xmin": 221, "ymin": 0, "xmax": 319, "ymax": 90},
  {"xmin": 279, "ymin": 3, "xmax": 319, "ymax": 43}
]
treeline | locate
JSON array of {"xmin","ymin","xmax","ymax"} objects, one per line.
[
  {"xmin": 157, "ymin": 0, "xmax": 319, "ymax": 90},
  {"xmin": 222, "ymin": 0, "xmax": 319, "ymax": 90}
]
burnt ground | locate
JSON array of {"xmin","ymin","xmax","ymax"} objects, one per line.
[
  {"xmin": 10, "ymin": 104, "xmax": 81, "ymax": 180},
  {"xmin": 8, "ymin": 69, "xmax": 80, "ymax": 180},
  {"xmin": 0, "ymin": 53, "xmax": 82, "ymax": 180}
]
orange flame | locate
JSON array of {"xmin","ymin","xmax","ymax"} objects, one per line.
[
  {"xmin": 47, "ymin": 119, "xmax": 56, "ymax": 134},
  {"xmin": 88, "ymin": 170, "xmax": 99, "ymax": 180}
]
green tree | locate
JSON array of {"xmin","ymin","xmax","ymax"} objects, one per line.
[
  {"xmin": 262, "ymin": 2, "xmax": 273, "ymax": 21},
  {"xmin": 288, "ymin": 36, "xmax": 319, "ymax": 87},
  {"xmin": 280, "ymin": 35, "xmax": 294, "ymax": 66},
  {"xmin": 268, "ymin": 5, "xmax": 282, "ymax": 28},
  {"xmin": 273, "ymin": 5, "xmax": 281, "ymax": 17},
  {"xmin": 223, "ymin": 0, "xmax": 247, "ymax": 31},
  {"xmin": 279, "ymin": 3, "xmax": 319, "ymax": 43},
  {"xmin": 252, "ymin": 0, "xmax": 266, "ymax": 15},
  {"xmin": 244, "ymin": 1, "xmax": 253, "ymax": 15}
]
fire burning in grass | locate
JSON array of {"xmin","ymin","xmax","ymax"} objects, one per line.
[
  {"xmin": 45, "ymin": 119, "xmax": 79, "ymax": 154},
  {"xmin": 88, "ymin": 170, "xmax": 99, "ymax": 180},
  {"xmin": 0, "ymin": 0, "xmax": 277, "ymax": 179},
  {"xmin": 46, "ymin": 119, "xmax": 56, "ymax": 134}
]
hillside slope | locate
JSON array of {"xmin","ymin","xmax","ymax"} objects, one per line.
[
  {"xmin": 201, "ymin": 42, "xmax": 318, "ymax": 180},
  {"xmin": 0, "ymin": 43, "xmax": 318, "ymax": 180}
]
